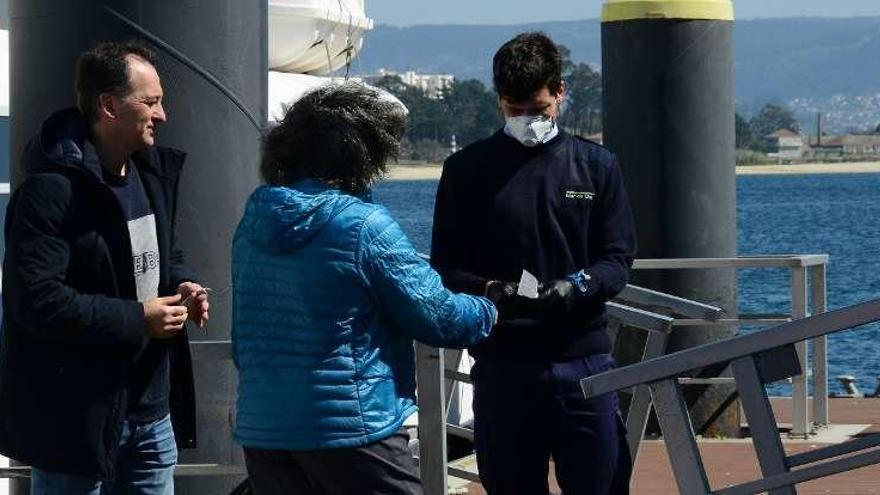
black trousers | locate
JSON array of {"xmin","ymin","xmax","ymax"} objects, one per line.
[
  {"xmin": 472, "ymin": 353, "xmax": 632, "ymax": 495},
  {"xmin": 243, "ymin": 429, "xmax": 422, "ymax": 495}
]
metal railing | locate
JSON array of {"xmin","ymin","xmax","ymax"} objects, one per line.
[
  {"xmin": 581, "ymin": 298, "xmax": 880, "ymax": 494},
  {"xmin": 633, "ymin": 255, "xmax": 829, "ymax": 437},
  {"xmin": 608, "ymin": 284, "xmax": 723, "ymax": 473}
]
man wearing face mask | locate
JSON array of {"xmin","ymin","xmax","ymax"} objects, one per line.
[{"xmin": 431, "ymin": 32, "xmax": 636, "ymax": 494}]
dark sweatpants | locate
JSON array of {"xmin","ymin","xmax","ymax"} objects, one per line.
[
  {"xmin": 243, "ymin": 429, "xmax": 422, "ymax": 495},
  {"xmin": 472, "ymin": 353, "xmax": 632, "ymax": 495}
]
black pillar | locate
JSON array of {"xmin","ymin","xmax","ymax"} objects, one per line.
[
  {"xmin": 602, "ymin": 0, "xmax": 739, "ymax": 436},
  {"xmin": 10, "ymin": 1, "xmax": 267, "ymax": 491}
]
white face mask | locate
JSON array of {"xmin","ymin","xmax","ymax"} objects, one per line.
[{"xmin": 504, "ymin": 115, "xmax": 556, "ymax": 147}]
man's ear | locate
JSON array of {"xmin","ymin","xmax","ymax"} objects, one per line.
[
  {"xmin": 556, "ymin": 81, "xmax": 567, "ymax": 105},
  {"xmin": 98, "ymin": 93, "xmax": 118, "ymax": 120}
]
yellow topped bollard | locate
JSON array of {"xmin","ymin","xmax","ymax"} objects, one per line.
[
  {"xmin": 602, "ymin": 0, "xmax": 733, "ymax": 22},
  {"xmin": 600, "ymin": 0, "xmax": 740, "ymax": 444}
]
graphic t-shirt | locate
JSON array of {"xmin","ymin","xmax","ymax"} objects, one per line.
[{"xmin": 104, "ymin": 164, "xmax": 170, "ymax": 423}]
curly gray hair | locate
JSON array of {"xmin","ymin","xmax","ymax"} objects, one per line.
[{"xmin": 261, "ymin": 82, "xmax": 407, "ymax": 194}]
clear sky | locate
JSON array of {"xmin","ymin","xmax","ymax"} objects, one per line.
[{"xmin": 369, "ymin": 0, "xmax": 880, "ymax": 26}]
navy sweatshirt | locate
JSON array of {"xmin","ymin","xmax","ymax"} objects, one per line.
[
  {"xmin": 430, "ymin": 129, "xmax": 636, "ymax": 361},
  {"xmin": 103, "ymin": 167, "xmax": 170, "ymax": 424}
]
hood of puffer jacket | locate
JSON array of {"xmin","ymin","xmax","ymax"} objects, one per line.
[{"xmin": 238, "ymin": 180, "xmax": 364, "ymax": 254}]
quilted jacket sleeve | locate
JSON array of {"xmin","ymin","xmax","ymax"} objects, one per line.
[{"xmin": 357, "ymin": 207, "xmax": 495, "ymax": 349}]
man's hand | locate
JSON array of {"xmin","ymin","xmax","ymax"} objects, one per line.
[
  {"xmin": 485, "ymin": 280, "xmax": 539, "ymax": 322},
  {"xmin": 144, "ymin": 294, "xmax": 189, "ymax": 339},
  {"xmin": 536, "ymin": 279, "xmax": 578, "ymax": 317},
  {"xmin": 178, "ymin": 282, "xmax": 210, "ymax": 328},
  {"xmin": 485, "ymin": 280, "xmax": 518, "ymax": 304}
]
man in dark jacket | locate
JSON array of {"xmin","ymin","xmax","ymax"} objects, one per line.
[
  {"xmin": 0, "ymin": 41, "xmax": 209, "ymax": 494},
  {"xmin": 431, "ymin": 32, "xmax": 636, "ymax": 494}
]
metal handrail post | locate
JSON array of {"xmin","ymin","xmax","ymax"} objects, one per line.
[
  {"xmin": 606, "ymin": 301, "xmax": 678, "ymax": 475},
  {"xmin": 811, "ymin": 264, "xmax": 829, "ymax": 426},
  {"xmin": 649, "ymin": 379, "xmax": 712, "ymax": 495},
  {"xmin": 790, "ymin": 266, "xmax": 811, "ymax": 438},
  {"xmin": 730, "ymin": 356, "xmax": 797, "ymax": 495},
  {"xmin": 415, "ymin": 343, "xmax": 448, "ymax": 495}
]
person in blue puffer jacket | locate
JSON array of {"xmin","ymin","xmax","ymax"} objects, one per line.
[{"xmin": 231, "ymin": 83, "xmax": 498, "ymax": 495}]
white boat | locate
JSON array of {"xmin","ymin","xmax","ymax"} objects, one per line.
[
  {"xmin": 269, "ymin": 0, "xmax": 373, "ymax": 75},
  {"xmin": 268, "ymin": 71, "xmax": 407, "ymax": 122},
  {"xmin": 267, "ymin": 1, "xmax": 397, "ymax": 123}
]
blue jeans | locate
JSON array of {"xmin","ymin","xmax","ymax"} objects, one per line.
[{"xmin": 31, "ymin": 414, "xmax": 177, "ymax": 495}]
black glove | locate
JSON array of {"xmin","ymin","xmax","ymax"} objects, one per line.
[
  {"xmin": 485, "ymin": 281, "xmax": 539, "ymax": 322},
  {"xmin": 485, "ymin": 280, "xmax": 518, "ymax": 304},
  {"xmin": 536, "ymin": 279, "xmax": 578, "ymax": 318}
]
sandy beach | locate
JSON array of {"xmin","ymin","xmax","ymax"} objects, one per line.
[
  {"xmin": 384, "ymin": 164, "xmax": 444, "ymax": 181},
  {"xmin": 736, "ymin": 162, "xmax": 880, "ymax": 175},
  {"xmin": 384, "ymin": 162, "xmax": 880, "ymax": 181}
]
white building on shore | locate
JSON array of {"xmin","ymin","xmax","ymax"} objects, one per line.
[
  {"xmin": 765, "ymin": 129, "xmax": 805, "ymax": 159},
  {"xmin": 369, "ymin": 68, "xmax": 455, "ymax": 98}
]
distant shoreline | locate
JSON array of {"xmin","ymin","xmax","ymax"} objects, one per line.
[
  {"xmin": 384, "ymin": 162, "xmax": 880, "ymax": 181},
  {"xmin": 384, "ymin": 165, "xmax": 443, "ymax": 181},
  {"xmin": 736, "ymin": 162, "xmax": 880, "ymax": 175}
]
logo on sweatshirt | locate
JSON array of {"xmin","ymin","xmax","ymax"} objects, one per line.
[{"xmin": 564, "ymin": 190, "xmax": 595, "ymax": 201}]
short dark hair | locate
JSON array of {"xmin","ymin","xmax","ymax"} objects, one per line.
[
  {"xmin": 261, "ymin": 83, "xmax": 406, "ymax": 194},
  {"xmin": 75, "ymin": 41, "xmax": 158, "ymax": 123},
  {"xmin": 492, "ymin": 32, "xmax": 563, "ymax": 103}
]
